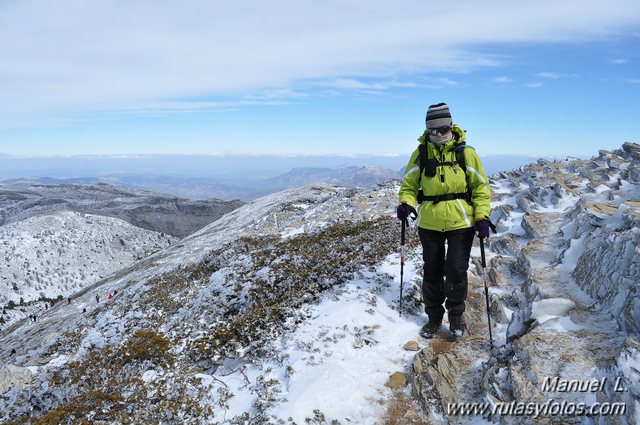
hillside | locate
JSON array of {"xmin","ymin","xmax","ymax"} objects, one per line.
[
  {"xmin": 0, "ymin": 143, "xmax": 638, "ymax": 424},
  {"xmin": 0, "ymin": 211, "xmax": 177, "ymax": 327}
]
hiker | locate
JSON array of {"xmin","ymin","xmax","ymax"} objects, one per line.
[
  {"xmin": 108, "ymin": 293, "xmax": 113, "ymax": 300},
  {"xmin": 45, "ymin": 303, "xmax": 48, "ymax": 310},
  {"xmin": 96, "ymin": 295, "xmax": 100, "ymax": 303},
  {"xmin": 397, "ymin": 102, "xmax": 491, "ymax": 338}
]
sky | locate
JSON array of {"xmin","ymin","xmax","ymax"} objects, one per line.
[{"xmin": 0, "ymin": 0, "xmax": 639, "ymax": 159}]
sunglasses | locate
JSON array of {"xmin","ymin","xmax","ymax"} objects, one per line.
[{"xmin": 428, "ymin": 126, "xmax": 451, "ymax": 136}]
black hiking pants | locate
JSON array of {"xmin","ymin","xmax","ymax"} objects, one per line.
[{"xmin": 418, "ymin": 226, "xmax": 475, "ymax": 320}]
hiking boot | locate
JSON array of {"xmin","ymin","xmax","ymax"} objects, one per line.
[
  {"xmin": 449, "ymin": 315, "xmax": 465, "ymax": 337},
  {"xmin": 420, "ymin": 318, "xmax": 442, "ymax": 339}
]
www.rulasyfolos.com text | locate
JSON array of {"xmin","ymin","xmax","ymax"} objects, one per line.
[{"xmin": 446, "ymin": 376, "xmax": 628, "ymax": 418}]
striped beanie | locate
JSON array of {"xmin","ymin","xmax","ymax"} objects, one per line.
[{"xmin": 425, "ymin": 102, "xmax": 452, "ymax": 129}]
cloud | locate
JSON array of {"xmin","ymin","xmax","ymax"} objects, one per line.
[
  {"xmin": 611, "ymin": 58, "xmax": 627, "ymax": 64},
  {"xmin": 525, "ymin": 82, "xmax": 544, "ymax": 88},
  {"xmin": 1, "ymin": 0, "xmax": 639, "ymax": 122},
  {"xmin": 494, "ymin": 76, "xmax": 513, "ymax": 83},
  {"xmin": 535, "ymin": 72, "xmax": 561, "ymax": 79},
  {"xmin": 627, "ymin": 79, "xmax": 640, "ymax": 84}
]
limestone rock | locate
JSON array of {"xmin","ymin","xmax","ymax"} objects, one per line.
[
  {"xmin": 412, "ymin": 350, "xmax": 458, "ymax": 409},
  {"xmin": 488, "ymin": 267, "xmax": 503, "ymax": 285},
  {"xmin": 586, "ymin": 203, "xmax": 618, "ymax": 216},
  {"xmin": 520, "ymin": 212, "xmax": 545, "ymax": 239},
  {"xmin": 0, "ymin": 364, "xmax": 33, "ymax": 394},
  {"xmin": 488, "ymin": 234, "xmax": 520, "ymax": 258},
  {"xmin": 403, "ymin": 341, "xmax": 420, "ymax": 351},
  {"xmin": 573, "ymin": 225, "xmax": 640, "ymax": 336},
  {"xmin": 622, "ymin": 141, "xmax": 640, "ymax": 160},
  {"xmin": 386, "ymin": 371, "xmax": 408, "ymax": 389}
]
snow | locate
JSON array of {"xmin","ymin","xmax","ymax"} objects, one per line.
[
  {"xmin": 45, "ymin": 354, "xmax": 69, "ymax": 368},
  {"xmin": 142, "ymin": 370, "xmax": 158, "ymax": 383},
  {"xmin": 593, "ymin": 184, "xmax": 611, "ymax": 194},
  {"xmin": 267, "ymin": 276, "xmax": 421, "ymax": 423},
  {"xmin": 530, "ymin": 298, "xmax": 576, "ymax": 325},
  {"xmin": 616, "ymin": 345, "xmax": 640, "ymax": 386},
  {"xmin": 188, "ymin": 252, "xmax": 424, "ymax": 423},
  {"xmin": 499, "ymin": 211, "xmax": 526, "ymax": 236},
  {"xmin": 532, "ymin": 191, "xmax": 578, "ymax": 213},
  {"xmin": 291, "ymin": 203, "xmax": 311, "ymax": 209},
  {"xmin": 559, "ymin": 235, "xmax": 586, "ymax": 273},
  {"xmin": 281, "ymin": 226, "xmax": 305, "ymax": 239}
]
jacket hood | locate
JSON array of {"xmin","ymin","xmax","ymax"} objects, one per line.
[{"xmin": 418, "ymin": 124, "xmax": 466, "ymax": 149}]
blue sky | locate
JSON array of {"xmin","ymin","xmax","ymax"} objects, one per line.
[{"xmin": 0, "ymin": 0, "xmax": 639, "ymax": 159}]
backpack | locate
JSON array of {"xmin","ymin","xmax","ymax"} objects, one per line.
[{"xmin": 415, "ymin": 142, "xmax": 472, "ymax": 204}]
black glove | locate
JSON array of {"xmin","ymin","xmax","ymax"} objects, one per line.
[
  {"xmin": 476, "ymin": 219, "xmax": 490, "ymax": 238},
  {"xmin": 475, "ymin": 217, "xmax": 497, "ymax": 238},
  {"xmin": 396, "ymin": 204, "xmax": 417, "ymax": 223}
]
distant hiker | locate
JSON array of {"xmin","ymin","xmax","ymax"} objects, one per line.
[
  {"xmin": 108, "ymin": 293, "xmax": 113, "ymax": 300},
  {"xmin": 51, "ymin": 299, "xmax": 55, "ymax": 307},
  {"xmin": 82, "ymin": 308, "xmax": 87, "ymax": 313},
  {"xmin": 397, "ymin": 102, "xmax": 491, "ymax": 338},
  {"xmin": 113, "ymin": 290, "xmax": 118, "ymax": 296},
  {"xmin": 10, "ymin": 348, "xmax": 16, "ymax": 356},
  {"xmin": 45, "ymin": 303, "xmax": 48, "ymax": 310},
  {"xmin": 68, "ymin": 298, "xmax": 71, "ymax": 305},
  {"xmin": 96, "ymin": 295, "xmax": 100, "ymax": 303}
]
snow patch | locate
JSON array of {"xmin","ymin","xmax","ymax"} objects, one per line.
[{"xmin": 531, "ymin": 298, "xmax": 576, "ymax": 325}]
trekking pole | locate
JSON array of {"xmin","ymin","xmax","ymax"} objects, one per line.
[
  {"xmin": 399, "ymin": 205, "xmax": 417, "ymax": 317},
  {"xmin": 479, "ymin": 236, "xmax": 493, "ymax": 348},
  {"xmin": 400, "ymin": 217, "xmax": 406, "ymax": 316}
]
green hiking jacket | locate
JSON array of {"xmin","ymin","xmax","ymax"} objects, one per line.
[{"xmin": 398, "ymin": 125, "xmax": 491, "ymax": 232}]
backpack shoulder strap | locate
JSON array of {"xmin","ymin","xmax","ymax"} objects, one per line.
[
  {"xmin": 454, "ymin": 142, "xmax": 468, "ymax": 172},
  {"xmin": 454, "ymin": 143, "xmax": 475, "ymax": 201},
  {"xmin": 414, "ymin": 143, "xmax": 428, "ymax": 180}
]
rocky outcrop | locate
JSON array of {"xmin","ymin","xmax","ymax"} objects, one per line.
[
  {"xmin": 571, "ymin": 205, "xmax": 640, "ymax": 336},
  {"xmin": 622, "ymin": 142, "xmax": 640, "ymax": 161},
  {"xmin": 0, "ymin": 364, "xmax": 33, "ymax": 394}
]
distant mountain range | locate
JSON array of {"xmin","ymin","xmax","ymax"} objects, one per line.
[
  {"xmin": 1, "ymin": 165, "xmax": 402, "ymax": 201},
  {"xmin": 0, "ymin": 182, "xmax": 243, "ymax": 237}
]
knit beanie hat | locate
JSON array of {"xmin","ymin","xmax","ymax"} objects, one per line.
[{"xmin": 425, "ymin": 102, "xmax": 452, "ymax": 129}]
